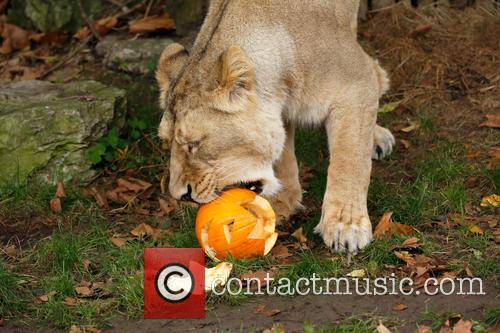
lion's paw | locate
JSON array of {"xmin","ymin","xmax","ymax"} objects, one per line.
[
  {"xmin": 314, "ymin": 201, "xmax": 372, "ymax": 253},
  {"xmin": 372, "ymin": 125, "xmax": 395, "ymax": 160}
]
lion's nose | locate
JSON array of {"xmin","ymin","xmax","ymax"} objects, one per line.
[{"xmin": 180, "ymin": 184, "xmax": 193, "ymax": 202}]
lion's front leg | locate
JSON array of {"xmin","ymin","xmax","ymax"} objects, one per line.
[
  {"xmin": 314, "ymin": 99, "xmax": 377, "ymax": 253},
  {"xmin": 268, "ymin": 121, "xmax": 303, "ymax": 222}
]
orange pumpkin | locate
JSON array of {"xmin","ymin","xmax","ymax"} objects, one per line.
[{"xmin": 195, "ymin": 188, "xmax": 278, "ymax": 260}]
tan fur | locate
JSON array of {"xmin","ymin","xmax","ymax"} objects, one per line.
[{"xmin": 156, "ymin": 0, "xmax": 395, "ymax": 253}]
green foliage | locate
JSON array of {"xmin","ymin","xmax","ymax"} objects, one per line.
[
  {"xmin": 8, "ymin": 0, "xmax": 104, "ymax": 32},
  {"xmin": 0, "ymin": 259, "xmax": 26, "ymax": 317},
  {"xmin": 87, "ymin": 118, "xmax": 147, "ymax": 166}
]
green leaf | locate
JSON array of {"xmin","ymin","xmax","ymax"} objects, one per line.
[
  {"xmin": 26, "ymin": 0, "xmax": 72, "ymax": 32},
  {"xmin": 104, "ymin": 151, "xmax": 115, "ymax": 162},
  {"xmin": 131, "ymin": 130, "xmax": 141, "ymax": 140},
  {"xmin": 106, "ymin": 128, "xmax": 120, "ymax": 148},
  {"xmin": 87, "ymin": 143, "xmax": 106, "ymax": 164},
  {"xmin": 378, "ymin": 101, "xmax": 401, "ymax": 113},
  {"xmin": 128, "ymin": 118, "xmax": 147, "ymax": 130}
]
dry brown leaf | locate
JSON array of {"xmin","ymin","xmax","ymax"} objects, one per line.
[
  {"xmin": 408, "ymin": 23, "xmax": 433, "ymax": 38},
  {"xmin": 393, "ymin": 303, "xmax": 408, "ymax": 311},
  {"xmin": 89, "ymin": 187, "xmax": 109, "ymax": 208},
  {"xmin": 75, "ymin": 286, "xmax": 92, "ymax": 296},
  {"xmin": 394, "ymin": 251, "xmax": 416, "ymax": 266},
  {"xmin": 129, "ymin": 13, "xmax": 176, "ymax": 34},
  {"xmin": 374, "ymin": 212, "xmax": 414, "ymax": 239},
  {"xmin": 480, "ymin": 114, "xmax": 500, "ymax": 129},
  {"xmin": 130, "ymin": 223, "xmax": 161, "ymax": 240},
  {"xmin": 3, "ymin": 244, "xmax": 17, "ymax": 257},
  {"xmin": 467, "ymin": 224, "xmax": 483, "ymax": 235},
  {"xmin": 0, "ymin": 0, "xmax": 8, "ymax": 14},
  {"xmin": 50, "ymin": 198, "xmax": 62, "ymax": 213},
  {"xmin": 481, "ymin": 194, "xmax": 500, "ymax": 208},
  {"xmin": 241, "ymin": 270, "xmax": 273, "ymax": 288},
  {"xmin": 414, "ymin": 325, "xmax": 432, "ymax": 333},
  {"xmin": 487, "ymin": 148, "xmax": 500, "ymax": 169},
  {"xmin": 159, "ymin": 198, "xmax": 177, "ymax": 215},
  {"xmin": 270, "ymin": 244, "xmax": 292, "ymax": 259},
  {"xmin": 74, "ymin": 26, "xmax": 91, "ymax": 40},
  {"xmin": 55, "ymin": 181, "xmax": 66, "ymax": 198},
  {"xmin": 62, "ymin": 297, "xmax": 77, "ymax": 306},
  {"xmin": 377, "ymin": 321, "xmax": 393, "ymax": 333},
  {"xmin": 255, "ymin": 304, "xmax": 281, "ymax": 317},
  {"xmin": 452, "ymin": 319, "xmax": 472, "ymax": 333},
  {"xmin": 117, "ymin": 177, "xmax": 152, "ymax": 193},
  {"xmin": 292, "ymin": 227, "xmax": 307, "ymax": 243},
  {"xmin": 400, "ymin": 139, "xmax": 411, "ymax": 149},
  {"xmin": 0, "ymin": 23, "xmax": 30, "ymax": 55},
  {"xmin": 30, "ymin": 31, "xmax": 68, "ymax": 46},
  {"xmin": 110, "ymin": 237, "xmax": 127, "ymax": 248},
  {"xmin": 83, "ymin": 259, "xmax": 91, "ymax": 270},
  {"xmin": 94, "ymin": 15, "xmax": 118, "ymax": 36},
  {"xmin": 38, "ymin": 291, "xmax": 56, "ymax": 302}
]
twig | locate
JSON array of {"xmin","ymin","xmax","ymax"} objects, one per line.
[
  {"xmin": 76, "ymin": 0, "xmax": 102, "ymax": 41},
  {"xmin": 144, "ymin": 0, "xmax": 155, "ymax": 18},
  {"xmin": 38, "ymin": 36, "xmax": 92, "ymax": 79}
]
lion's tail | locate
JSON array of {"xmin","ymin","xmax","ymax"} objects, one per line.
[{"xmin": 373, "ymin": 60, "xmax": 390, "ymax": 96}]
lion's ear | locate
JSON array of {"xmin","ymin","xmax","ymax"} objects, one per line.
[
  {"xmin": 211, "ymin": 46, "xmax": 255, "ymax": 113},
  {"xmin": 156, "ymin": 43, "xmax": 189, "ymax": 108}
]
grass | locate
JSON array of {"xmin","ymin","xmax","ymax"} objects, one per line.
[
  {"xmin": 304, "ymin": 317, "xmax": 378, "ymax": 333},
  {"xmin": 279, "ymin": 250, "xmax": 342, "ymax": 284},
  {"xmin": 0, "ymin": 258, "xmax": 26, "ymax": 317}
]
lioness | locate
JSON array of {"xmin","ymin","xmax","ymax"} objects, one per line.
[{"xmin": 156, "ymin": 0, "xmax": 395, "ymax": 253}]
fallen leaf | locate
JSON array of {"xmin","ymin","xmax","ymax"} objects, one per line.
[
  {"xmin": 30, "ymin": 31, "xmax": 68, "ymax": 46},
  {"xmin": 394, "ymin": 251, "xmax": 416, "ymax": 266},
  {"xmin": 50, "ymin": 198, "xmax": 62, "ymax": 213},
  {"xmin": 452, "ymin": 319, "xmax": 472, "ymax": 333},
  {"xmin": 401, "ymin": 122, "xmax": 419, "ymax": 133},
  {"xmin": 393, "ymin": 303, "xmax": 408, "ymax": 311},
  {"xmin": 55, "ymin": 181, "xmax": 66, "ymax": 198},
  {"xmin": 117, "ymin": 177, "xmax": 152, "ymax": 193},
  {"xmin": 62, "ymin": 297, "xmax": 77, "ymax": 306},
  {"xmin": 379, "ymin": 101, "xmax": 400, "ymax": 113},
  {"xmin": 408, "ymin": 23, "xmax": 433, "ymax": 38},
  {"xmin": 88, "ymin": 187, "xmax": 109, "ymax": 209},
  {"xmin": 130, "ymin": 223, "xmax": 161, "ymax": 240},
  {"xmin": 400, "ymin": 139, "xmax": 411, "ymax": 149},
  {"xmin": 414, "ymin": 325, "xmax": 432, "ymax": 333},
  {"xmin": 463, "ymin": 176, "xmax": 479, "ymax": 188},
  {"xmin": 346, "ymin": 269, "xmax": 366, "ymax": 277},
  {"xmin": 0, "ymin": 23, "xmax": 30, "ymax": 55},
  {"xmin": 241, "ymin": 270, "xmax": 273, "ymax": 288},
  {"xmin": 255, "ymin": 304, "xmax": 281, "ymax": 317},
  {"xmin": 0, "ymin": 318, "xmax": 4, "ymax": 327},
  {"xmin": 93, "ymin": 15, "xmax": 118, "ymax": 36},
  {"xmin": 487, "ymin": 148, "xmax": 500, "ymax": 169},
  {"xmin": 129, "ymin": 13, "xmax": 176, "ymax": 34},
  {"xmin": 377, "ymin": 321, "xmax": 392, "ymax": 333},
  {"xmin": 401, "ymin": 237, "xmax": 420, "ymax": 249},
  {"xmin": 110, "ymin": 237, "xmax": 127, "ymax": 248},
  {"xmin": 374, "ymin": 212, "xmax": 415, "ymax": 239},
  {"xmin": 481, "ymin": 194, "xmax": 500, "ymax": 208},
  {"xmin": 0, "ymin": 0, "xmax": 8, "ymax": 14},
  {"xmin": 75, "ymin": 286, "xmax": 92, "ymax": 297},
  {"xmin": 83, "ymin": 259, "xmax": 91, "ymax": 270},
  {"xmin": 74, "ymin": 26, "xmax": 91, "ymax": 40},
  {"xmin": 468, "ymin": 224, "xmax": 483, "ymax": 235},
  {"xmin": 480, "ymin": 114, "xmax": 500, "ymax": 129},
  {"xmin": 292, "ymin": 227, "xmax": 307, "ymax": 243},
  {"xmin": 159, "ymin": 197, "xmax": 177, "ymax": 215},
  {"xmin": 38, "ymin": 291, "xmax": 56, "ymax": 302},
  {"xmin": 270, "ymin": 244, "xmax": 292, "ymax": 259},
  {"xmin": 3, "ymin": 244, "xmax": 17, "ymax": 257}
]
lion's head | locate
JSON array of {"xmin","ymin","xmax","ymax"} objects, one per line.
[{"xmin": 156, "ymin": 43, "xmax": 285, "ymax": 203}]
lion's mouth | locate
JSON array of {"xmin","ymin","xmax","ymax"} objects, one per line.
[{"xmin": 224, "ymin": 180, "xmax": 264, "ymax": 194}]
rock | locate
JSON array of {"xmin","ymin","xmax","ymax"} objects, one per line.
[
  {"xmin": 96, "ymin": 35, "xmax": 175, "ymax": 76},
  {"xmin": 167, "ymin": 0, "xmax": 208, "ymax": 36},
  {"xmin": 0, "ymin": 80, "xmax": 126, "ymax": 185}
]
